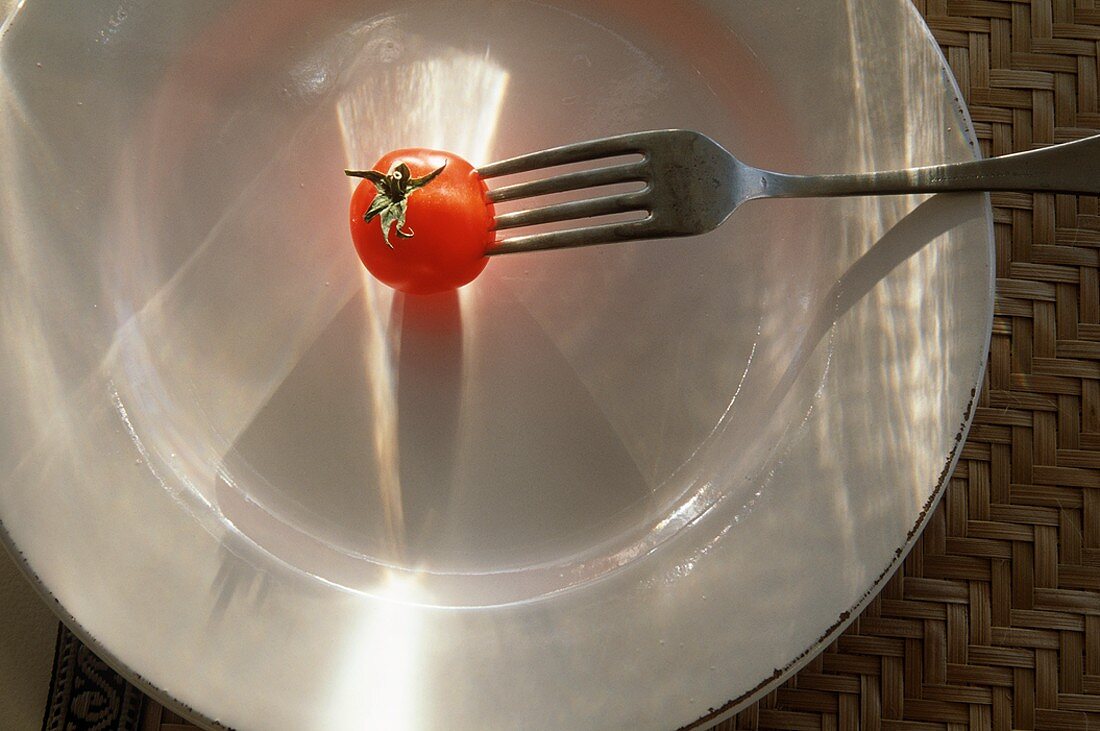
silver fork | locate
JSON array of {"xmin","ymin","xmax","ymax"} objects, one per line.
[{"xmin": 477, "ymin": 129, "xmax": 1100, "ymax": 256}]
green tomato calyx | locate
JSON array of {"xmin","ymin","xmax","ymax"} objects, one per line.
[{"xmin": 345, "ymin": 162, "xmax": 447, "ymax": 248}]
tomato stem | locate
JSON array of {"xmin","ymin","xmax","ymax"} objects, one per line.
[{"xmin": 345, "ymin": 162, "xmax": 447, "ymax": 248}]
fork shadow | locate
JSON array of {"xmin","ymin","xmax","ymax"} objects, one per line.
[{"xmin": 765, "ymin": 191, "xmax": 986, "ymax": 416}]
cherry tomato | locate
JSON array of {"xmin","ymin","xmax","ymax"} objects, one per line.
[{"xmin": 347, "ymin": 149, "xmax": 493, "ymax": 295}]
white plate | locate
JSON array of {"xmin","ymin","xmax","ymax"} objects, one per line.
[{"xmin": 0, "ymin": 1, "xmax": 992, "ymax": 729}]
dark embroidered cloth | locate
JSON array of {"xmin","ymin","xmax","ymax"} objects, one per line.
[{"xmin": 42, "ymin": 625, "xmax": 143, "ymax": 731}]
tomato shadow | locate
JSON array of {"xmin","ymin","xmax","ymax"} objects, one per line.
[
  {"xmin": 391, "ymin": 289, "xmax": 465, "ymax": 562},
  {"xmin": 209, "ymin": 287, "xmax": 414, "ymax": 589},
  {"xmin": 206, "ymin": 286, "xmax": 469, "ymax": 587}
]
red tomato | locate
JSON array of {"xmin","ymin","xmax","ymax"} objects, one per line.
[{"xmin": 347, "ymin": 149, "xmax": 493, "ymax": 295}]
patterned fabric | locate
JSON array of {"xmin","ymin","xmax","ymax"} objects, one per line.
[{"xmin": 42, "ymin": 624, "xmax": 143, "ymax": 731}]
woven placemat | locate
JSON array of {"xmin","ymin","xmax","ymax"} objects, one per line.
[{"xmin": 44, "ymin": 1, "xmax": 1099, "ymax": 729}]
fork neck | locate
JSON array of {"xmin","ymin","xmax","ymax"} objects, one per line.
[
  {"xmin": 740, "ymin": 169, "xmax": 886, "ymax": 199},
  {"xmin": 749, "ymin": 168, "xmax": 935, "ymax": 199},
  {"xmin": 733, "ymin": 166, "xmax": 842, "ymax": 202}
]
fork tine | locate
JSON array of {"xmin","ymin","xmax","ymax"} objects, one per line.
[
  {"xmin": 476, "ymin": 132, "xmax": 653, "ymax": 178},
  {"xmin": 486, "ymin": 161, "xmax": 648, "ymax": 203},
  {"xmin": 493, "ymin": 192, "xmax": 648, "ymax": 230},
  {"xmin": 488, "ymin": 218, "xmax": 654, "ymax": 255}
]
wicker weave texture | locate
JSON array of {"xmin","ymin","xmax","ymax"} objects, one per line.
[{"xmin": 138, "ymin": 1, "xmax": 1100, "ymax": 729}]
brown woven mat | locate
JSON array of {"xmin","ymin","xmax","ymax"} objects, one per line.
[{"xmin": 49, "ymin": 1, "xmax": 1100, "ymax": 729}]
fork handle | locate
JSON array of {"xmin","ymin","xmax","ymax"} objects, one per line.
[{"xmin": 757, "ymin": 134, "xmax": 1100, "ymax": 198}]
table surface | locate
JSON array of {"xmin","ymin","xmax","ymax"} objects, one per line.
[
  {"xmin": 0, "ymin": 551, "xmax": 55, "ymax": 729},
  {"xmin": 4, "ymin": 0, "xmax": 1098, "ymax": 729}
]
